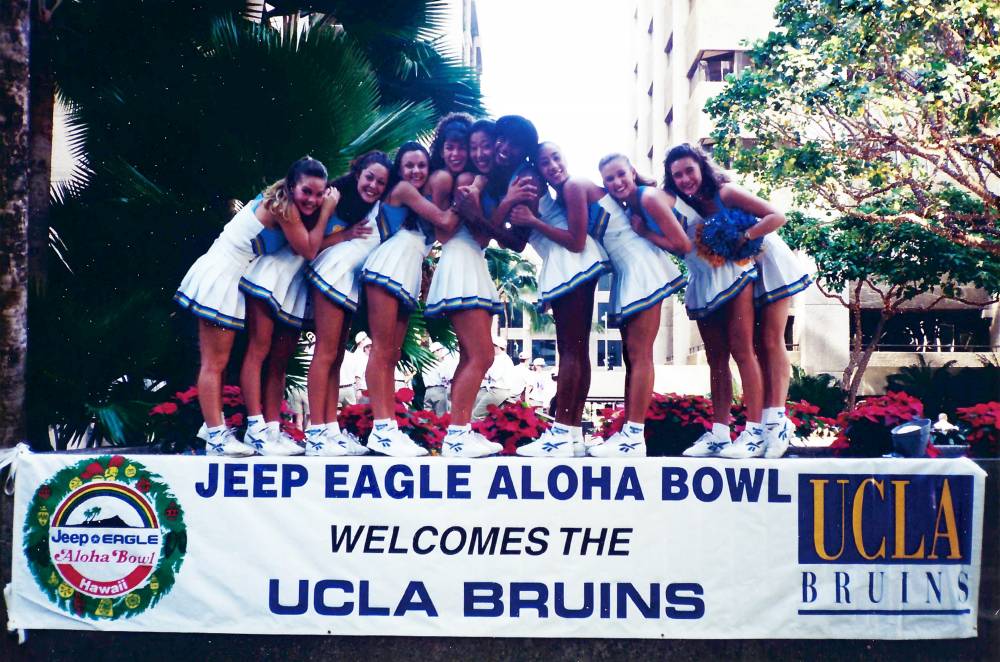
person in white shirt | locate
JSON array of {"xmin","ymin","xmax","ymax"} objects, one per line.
[
  {"xmin": 527, "ymin": 358, "xmax": 556, "ymax": 409},
  {"xmin": 352, "ymin": 333, "xmax": 372, "ymax": 404},
  {"xmin": 422, "ymin": 342, "xmax": 457, "ymax": 415},
  {"xmin": 472, "ymin": 337, "xmax": 519, "ymax": 419},
  {"xmin": 511, "ymin": 351, "xmax": 532, "ymax": 402}
]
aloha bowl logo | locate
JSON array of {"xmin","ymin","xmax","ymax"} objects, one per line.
[{"xmin": 23, "ymin": 456, "xmax": 186, "ymax": 620}]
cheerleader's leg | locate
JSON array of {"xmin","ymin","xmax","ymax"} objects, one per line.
[
  {"xmin": 365, "ymin": 284, "xmax": 410, "ymax": 420},
  {"xmin": 448, "ymin": 308, "xmax": 495, "ymax": 426},
  {"xmin": 551, "ymin": 281, "xmax": 596, "ymax": 426},
  {"xmin": 197, "ymin": 319, "xmax": 237, "ymax": 428},
  {"xmin": 263, "ymin": 324, "xmax": 300, "ymax": 422},
  {"xmin": 308, "ymin": 291, "xmax": 349, "ymax": 425},
  {"xmin": 324, "ymin": 310, "xmax": 354, "ymax": 424},
  {"xmin": 697, "ymin": 313, "xmax": 733, "ymax": 426},
  {"xmin": 621, "ymin": 304, "xmax": 661, "ymax": 424},
  {"xmin": 240, "ymin": 297, "xmax": 276, "ymax": 418},
  {"xmin": 724, "ymin": 286, "xmax": 764, "ymax": 423},
  {"xmin": 754, "ymin": 296, "xmax": 793, "ymax": 408}
]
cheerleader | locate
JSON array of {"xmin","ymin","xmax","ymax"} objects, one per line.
[
  {"xmin": 505, "ymin": 142, "xmax": 611, "ymax": 458},
  {"xmin": 666, "ymin": 144, "xmax": 810, "ymax": 458},
  {"xmin": 582, "ymin": 154, "xmax": 691, "ymax": 457},
  {"xmin": 303, "ymin": 151, "xmax": 391, "ymax": 456},
  {"xmin": 236, "ymin": 158, "xmax": 338, "ymax": 456},
  {"xmin": 174, "ymin": 157, "xmax": 329, "ymax": 456},
  {"xmin": 359, "ymin": 141, "xmax": 459, "ymax": 457},
  {"xmin": 425, "ymin": 114, "xmax": 504, "ymax": 458}
]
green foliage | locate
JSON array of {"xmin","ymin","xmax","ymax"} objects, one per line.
[
  {"xmin": 708, "ymin": 0, "xmax": 1000, "ymax": 254},
  {"xmin": 485, "ymin": 247, "xmax": 550, "ymax": 332},
  {"xmin": 885, "ymin": 354, "xmax": 1000, "ymax": 417},
  {"xmin": 788, "ymin": 366, "xmax": 845, "ymax": 418},
  {"xmin": 31, "ymin": 1, "xmax": 478, "ymax": 447},
  {"xmin": 782, "ymin": 198, "xmax": 1000, "ymax": 301}
]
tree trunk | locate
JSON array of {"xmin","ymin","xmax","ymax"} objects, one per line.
[
  {"xmin": 28, "ymin": 2, "xmax": 53, "ymax": 294},
  {"xmin": 845, "ymin": 312, "xmax": 890, "ymax": 409},
  {"xmin": 0, "ymin": 0, "xmax": 31, "ymax": 447}
]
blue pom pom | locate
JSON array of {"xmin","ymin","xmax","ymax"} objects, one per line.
[{"xmin": 701, "ymin": 206, "xmax": 763, "ymax": 260}]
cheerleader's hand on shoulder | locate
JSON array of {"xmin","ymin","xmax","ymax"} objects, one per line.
[
  {"xmin": 508, "ymin": 204, "xmax": 539, "ymax": 228},
  {"xmin": 322, "ymin": 187, "xmax": 341, "ymax": 214},
  {"xmin": 506, "ymin": 176, "xmax": 538, "ymax": 204},
  {"xmin": 456, "ymin": 185, "xmax": 485, "ymax": 220},
  {"xmin": 630, "ymin": 213, "xmax": 646, "ymax": 235},
  {"xmin": 344, "ymin": 220, "xmax": 373, "ymax": 240}
]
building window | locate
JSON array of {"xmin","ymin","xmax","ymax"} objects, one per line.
[
  {"xmin": 597, "ymin": 273, "xmax": 613, "ymax": 292},
  {"xmin": 700, "ymin": 52, "xmax": 735, "ymax": 82},
  {"xmin": 506, "ymin": 339, "xmax": 523, "ymax": 361},
  {"xmin": 598, "ymin": 340, "xmax": 624, "ymax": 368},
  {"xmin": 531, "ymin": 340, "xmax": 557, "ymax": 366},
  {"xmin": 597, "ymin": 301, "xmax": 613, "ymax": 327},
  {"xmin": 857, "ymin": 310, "xmax": 992, "ymax": 352},
  {"xmin": 498, "ymin": 302, "xmax": 523, "ymax": 329}
]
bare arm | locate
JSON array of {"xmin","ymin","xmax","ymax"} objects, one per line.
[
  {"xmin": 485, "ymin": 176, "xmax": 538, "ymax": 252},
  {"xmin": 719, "ymin": 183, "xmax": 786, "ymax": 239},
  {"xmin": 636, "ymin": 189, "xmax": 693, "ymax": 254},
  {"xmin": 395, "ymin": 181, "xmax": 459, "ymax": 233}
]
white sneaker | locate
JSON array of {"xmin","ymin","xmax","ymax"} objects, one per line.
[
  {"xmin": 333, "ymin": 431, "xmax": 370, "ymax": 456},
  {"xmin": 587, "ymin": 432, "xmax": 646, "ymax": 457},
  {"xmin": 197, "ymin": 422, "xmax": 210, "ymax": 442},
  {"xmin": 366, "ymin": 430, "xmax": 429, "ymax": 457},
  {"xmin": 243, "ymin": 423, "xmax": 270, "ymax": 455},
  {"xmin": 206, "ymin": 428, "xmax": 255, "ymax": 457},
  {"xmin": 305, "ymin": 429, "xmax": 349, "ymax": 457},
  {"xmin": 267, "ymin": 430, "xmax": 306, "ymax": 456},
  {"xmin": 573, "ymin": 440, "xmax": 586, "ymax": 458},
  {"xmin": 517, "ymin": 430, "xmax": 574, "ymax": 458},
  {"xmin": 764, "ymin": 417, "xmax": 795, "ymax": 459},
  {"xmin": 682, "ymin": 431, "xmax": 730, "ymax": 457},
  {"xmin": 719, "ymin": 429, "xmax": 767, "ymax": 459},
  {"xmin": 442, "ymin": 431, "xmax": 499, "ymax": 458}
]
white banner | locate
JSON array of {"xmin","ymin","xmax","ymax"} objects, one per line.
[{"xmin": 6, "ymin": 451, "xmax": 986, "ymax": 639}]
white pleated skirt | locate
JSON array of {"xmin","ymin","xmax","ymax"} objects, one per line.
[
  {"xmin": 238, "ymin": 246, "xmax": 311, "ymax": 328},
  {"xmin": 753, "ymin": 233, "xmax": 812, "ymax": 306},
  {"xmin": 532, "ymin": 233, "xmax": 610, "ymax": 310},
  {"xmin": 305, "ymin": 232, "xmax": 380, "ymax": 312},
  {"xmin": 174, "ymin": 244, "xmax": 254, "ymax": 330},
  {"xmin": 425, "ymin": 230, "xmax": 501, "ymax": 317},
  {"xmin": 601, "ymin": 228, "xmax": 686, "ymax": 327},
  {"xmin": 360, "ymin": 228, "xmax": 429, "ymax": 310}
]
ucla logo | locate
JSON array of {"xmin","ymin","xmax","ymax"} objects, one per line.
[{"xmin": 798, "ymin": 474, "xmax": 973, "ymax": 565}]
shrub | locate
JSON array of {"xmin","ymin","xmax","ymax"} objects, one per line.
[
  {"xmin": 595, "ymin": 393, "xmax": 714, "ymax": 455},
  {"xmin": 788, "ymin": 366, "xmax": 845, "ymax": 418},
  {"xmin": 473, "ymin": 401, "xmax": 550, "ymax": 455},
  {"xmin": 830, "ymin": 391, "xmax": 937, "ymax": 458},
  {"xmin": 955, "ymin": 402, "xmax": 999, "ymax": 458},
  {"xmin": 338, "ymin": 388, "xmax": 447, "ymax": 453}
]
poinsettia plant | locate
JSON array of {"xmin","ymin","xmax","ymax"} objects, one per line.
[
  {"xmin": 473, "ymin": 401, "xmax": 550, "ymax": 455},
  {"xmin": 338, "ymin": 388, "xmax": 447, "ymax": 453},
  {"xmin": 595, "ymin": 393, "xmax": 714, "ymax": 456},
  {"xmin": 831, "ymin": 391, "xmax": 937, "ymax": 457},
  {"xmin": 147, "ymin": 385, "xmax": 302, "ymax": 452},
  {"xmin": 955, "ymin": 402, "xmax": 999, "ymax": 458}
]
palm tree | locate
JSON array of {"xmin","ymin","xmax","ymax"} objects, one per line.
[
  {"xmin": 484, "ymin": 247, "xmax": 551, "ymax": 344},
  {"xmin": 31, "ymin": 6, "xmax": 460, "ymax": 447}
]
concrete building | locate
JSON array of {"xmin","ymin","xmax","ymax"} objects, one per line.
[
  {"xmin": 460, "ymin": 0, "xmax": 483, "ymax": 75},
  {"xmin": 624, "ymin": 0, "xmax": 999, "ymax": 395}
]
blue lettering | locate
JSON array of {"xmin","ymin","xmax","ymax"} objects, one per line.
[
  {"xmin": 801, "ymin": 572, "xmax": 817, "ymax": 603},
  {"xmin": 581, "ymin": 466, "xmax": 611, "ymax": 500},
  {"xmin": 693, "ymin": 467, "xmax": 722, "ymax": 502},
  {"xmin": 269, "ymin": 578, "xmax": 307, "ymax": 615},
  {"xmin": 223, "ymin": 463, "xmax": 248, "ymax": 497},
  {"xmin": 549, "ymin": 466, "xmax": 577, "ymax": 500},
  {"xmin": 314, "ymin": 579, "xmax": 353, "ymax": 616},
  {"xmin": 666, "ymin": 583, "xmax": 705, "ymax": 619},
  {"xmin": 252, "ymin": 463, "xmax": 278, "ymax": 498},
  {"xmin": 195, "ymin": 463, "xmax": 218, "ymax": 497},
  {"xmin": 767, "ymin": 468, "xmax": 791, "ymax": 502},
  {"xmin": 724, "ymin": 468, "xmax": 764, "ymax": 502},
  {"xmin": 385, "ymin": 465, "xmax": 413, "ymax": 499},
  {"xmin": 358, "ymin": 580, "xmax": 390, "ymax": 616},
  {"xmin": 394, "ymin": 581, "xmax": 438, "ymax": 616},
  {"xmin": 661, "ymin": 467, "xmax": 689, "ymax": 500},
  {"xmin": 615, "ymin": 467, "xmax": 644, "ymax": 500},
  {"xmin": 447, "ymin": 465, "xmax": 471, "ymax": 499},
  {"xmin": 488, "ymin": 467, "xmax": 517, "ymax": 499},
  {"xmin": 553, "ymin": 582, "xmax": 593, "ymax": 618},
  {"xmin": 418, "ymin": 464, "xmax": 443, "ymax": 499},
  {"xmin": 325, "ymin": 464, "xmax": 349, "ymax": 498},
  {"xmin": 281, "ymin": 463, "xmax": 307, "ymax": 497},
  {"xmin": 465, "ymin": 582, "xmax": 504, "ymax": 617},
  {"xmin": 510, "ymin": 582, "xmax": 548, "ymax": 617},
  {"xmin": 353, "ymin": 466, "xmax": 382, "ymax": 499}
]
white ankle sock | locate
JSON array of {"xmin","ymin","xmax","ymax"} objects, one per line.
[
  {"xmin": 550, "ymin": 422, "xmax": 573, "ymax": 436},
  {"xmin": 372, "ymin": 419, "xmax": 397, "ymax": 436},
  {"xmin": 746, "ymin": 422, "xmax": 764, "ymax": 436},
  {"xmin": 247, "ymin": 414, "xmax": 265, "ymax": 429},
  {"xmin": 712, "ymin": 423, "xmax": 730, "ymax": 440},
  {"xmin": 569, "ymin": 426, "xmax": 583, "ymax": 441},
  {"xmin": 623, "ymin": 422, "xmax": 645, "ymax": 438},
  {"xmin": 306, "ymin": 424, "xmax": 324, "ymax": 436},
  {"xmin": 325, "ymin": 421, "xmax": 342, "ymax": 436}
]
